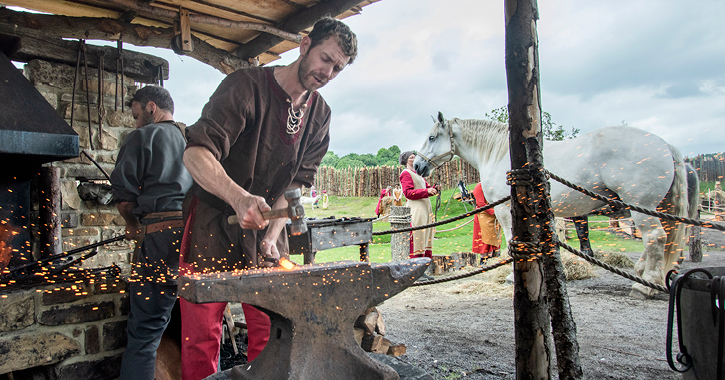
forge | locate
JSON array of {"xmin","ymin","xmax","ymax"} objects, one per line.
[{"xmin": 178, "ymin": 258, "xmax": 430, "ymax": 380}]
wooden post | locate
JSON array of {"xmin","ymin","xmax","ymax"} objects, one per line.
[
  {"xmin": 504, "ymin": 0, "xmax": 582, "ymax": 379},
  {"xmin": 390, "ymin": 206, "xmax": 411, "ymax": 262},
  {"xmin": 39, "ymin": 166, "xmax": 61, "ymax": 259},
  {"xmin": 689, "ymin": 209, "xmax": 702, "ymax": 262}
]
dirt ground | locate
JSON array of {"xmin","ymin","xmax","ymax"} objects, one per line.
[{"xmin": 376, "ymin": 226, "xmax": 725, "ymax": 380}]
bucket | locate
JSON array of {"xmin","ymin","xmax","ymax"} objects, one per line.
[{"xmin": 668, "ymin": 267, "xmax": 725, "ymax": 380}]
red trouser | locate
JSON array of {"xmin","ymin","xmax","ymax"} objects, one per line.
[{"xmin": 179, "ymin": 196, "xmax": 271, "ymax": 380}]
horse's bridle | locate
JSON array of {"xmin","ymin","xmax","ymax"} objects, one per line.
[{"xmin": 416, "ymin": 118, "xmax": 456, "ymax": 169}]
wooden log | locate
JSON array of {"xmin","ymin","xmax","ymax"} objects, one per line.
[
  {"xmin": 374, "ymin": 308, "xmax": 385, "ymax": 336},
  {"xmin": 354, "ymin": 307, "xmax": 379, "ymax": 335},
  {"xmin": 361, "ymin": 335, "xmax": 384, "ymax": 353},
  {"xmin": 353, "ymin": 327, "xmax": 365, "ymax": 346},
  {"xmin": 39, "ymin": 167, "xmax": 62, "ymax": 259},
  {"xmin": 387, "ymin": 344, "xmax": 406, "ymax": 356},
  {"xmin": 375, "ymin": 338, "xmax": 392, "ymax": 355},
  {"xmin": 505, "ymin": 0, "xmax": 582, "ymax": 378}
]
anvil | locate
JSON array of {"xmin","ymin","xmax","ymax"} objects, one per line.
[{"xmin": 178, "ymin": 258, "xmax": 430, "ymax": 380}]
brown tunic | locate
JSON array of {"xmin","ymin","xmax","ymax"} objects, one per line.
[{"xmin": 184, "ymin": 66, "xmax": 330, "ymax": 272}]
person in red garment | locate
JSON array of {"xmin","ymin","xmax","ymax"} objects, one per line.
[
  {"xmin": 179, "ymin": 17, "xmax": 357, "ymax": 380},
  {"xmin": 471, "ymin": 182, "xmax": 501, "ymax": 264},
  {"xmin": 399, "ymin": 151, "xmax": 438, "ymax": 281}
]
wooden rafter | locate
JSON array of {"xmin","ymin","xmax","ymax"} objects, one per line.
[
  {"xmin": 234, "ymin": 0, "xmax": 364, "ymax": 60},
  {"xmin": 102, "ymin": 0, "xmax": 303, "ymax": 43},
  {"xmin": 0, "ymin": 8, "xmax": 251, "ymax": 74}
]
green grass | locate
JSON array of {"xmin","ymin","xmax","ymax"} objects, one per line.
[{"xmin": 301, "ymin": 187, "xmax": 647, "ymax": 263}]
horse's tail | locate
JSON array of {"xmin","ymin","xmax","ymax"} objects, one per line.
[
  {"xmin": 659, "ymin": 144, "xmax": 689, "ymax": 270},
  {"xmin": 685, "ymin": 162, "xmax": 700, "ymax": 220}
]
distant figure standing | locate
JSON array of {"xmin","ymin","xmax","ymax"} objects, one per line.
[
  {"xmin": 375, "ymin": 186, "xmax": 391, "ymax": 217},
  {"xmin": 471, "ymin": 182, "xmax": 501, "ymax": 263},
  {"xmin": 392, "ymin": 184, "xmax": 403, "ymax": 206},
  {"xmin": 310, "ymin": 185, "xmax": 319, "ymax": 208},
  {"xmin": 399, "ymin": 151, "xmax": 438, "ymax": 266}
]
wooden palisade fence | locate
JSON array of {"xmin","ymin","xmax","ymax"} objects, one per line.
[
  {"xmin": 313, "ymin": 159, "xmax": 480, "ymax": 197},
  {"xmin": 688, "ymin": 153, "xmax": 725, "ymax": 183}
]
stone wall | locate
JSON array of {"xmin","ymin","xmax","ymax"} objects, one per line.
[
  {"xmin": 0, "ymin": 279, "xmax": 128, "ymax": 378},
  {"xmin": 24, "ymin": 59, "xmax": 138, "ymax": 270}
]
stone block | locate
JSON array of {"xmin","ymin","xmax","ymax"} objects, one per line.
[
  {"xmin": 119, "ymin": 294, "xmax": 129, "ymax": 316},
  {"xmin": 65, "ymin": 104, "xmax": 99, "ymax": 123},
  {"xmin": 42, "ymin": 283, "xmax": 94, "ymax": 305},
  {"xmin": 0, "ymin": 290, "xmax": 35, "ymax": 332},
  {"xmin": 99, "ymin": 129, "xmax": 119, "ymax": 150},
  {"xmin": 38, "ymin": 89, "xmax": 59, "ymax": 110},
  {"xmin": 62, "ymin": 227, "xmax": 99, "ymax": 238},
  {"xmin": 54, "ymin": 353, "xmax": 122, "ymax": 380},
  {"xmin": 60, "ymin": 181, "xmax": 82, "ymax": 210},
  {"xmin": 85, "ymin": 324, "xmax": 100, "ymax": 354},
  {"xmin": 62, "ymin": 236, "xmax": 95, "ymax": 253},
  {"xmin": 102, "ymin": 320, "xmax": 127, "ymax": 351},
  {"xmin": 105, "ymin": 108, "xmax": 134, "ymax": 128},
  {"xmin": 81, "ymin": 212, "xmax": 124, "ymax": 226},
  {"xmin": 0, "ymin": 331, "xmax": 81, "ymax": 373},
  {"xmin": 24, "ymin": 60, "xmax": 75, "ymax": 89},
  {"xmin": 94, "ymin": 278, "xmax": 128, "ymax": 295},
  {"xmin": 95, "ymin": 153, "xmax": 117, "ymax": 164},
  {"xmin": 66, "ymin": 166, "xmax": 108, "ymax": 180},
  {"xmin": 61, "ymin": 213, "xmax": 80, "ymax": 228},
  {"xmin": 39, "ymin": 301, "xmax": 115, "ymax": 326}
]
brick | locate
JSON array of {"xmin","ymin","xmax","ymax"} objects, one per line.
[
  {"xmin": 94, "ymin": 278, "xmax": 128, "ymax": 295},
  {"xmin": 0, "ymin": 332, "xmax": 81, "ymax": 373},
  {"xmin": 103, "ymin": 320, "xmax": 127, "ymax": 351},
  {"xmin": 61, "ymin": 213, "xmax": 80, "ymax": 228},
  {"xmin": 85, "ymin": 325, "xmax": 100, "ymax": 354},
  {"xmin": 42, "ymin": 283, "xmax": 93, "ymax": 305},
  {"xmin": 39, "ymin": 301, "xmax": 115, "ymax": 325},
  {"xmin": 81, "ymin": 212, "xmax": 124, "ymax": 226},
  {"xmin": 54, "ymin": 353, "xmax": 122, "ymax": 380},
  {"xmin": 0, "ymin": 290, "xmax": 35, "ymax": 332},
  {"xmin": 62, "ymin": 227, "xmax": 100, "ymax": 238}
]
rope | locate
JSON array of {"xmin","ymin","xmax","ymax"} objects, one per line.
[
  {"xmin": 558, "ymin": 241, "xmax": 667, "ymax": 292},
  {"xmin": 435, "ymin": 217, "xmax": 475, "ymax": 233},
  {"xmin": 412, "ymin": 257, "xmax": 514, "ymax": 287},
  {"xmin": 547, "ymin": 170, "xmax": 725, "ymax": 232},
  {"xmin": 372, "ymin": 196, "xmax": 511, "ymax": 236}
]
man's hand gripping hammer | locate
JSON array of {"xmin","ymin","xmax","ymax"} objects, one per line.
[{"xmin": 227, "ymin": 188, "xmax": 308, "ymax": 235}]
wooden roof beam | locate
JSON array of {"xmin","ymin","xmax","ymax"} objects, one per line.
[
  {"xmin": 0, "ymin": 8, "xmax": 251, "ymax": 74},
  {"xmin": 233, "ymin": 0, "xmax": 363, "ymax": 61},
  {"xmin": 102, "ymin": 0, "xmax": 303, "ymax": 43}
]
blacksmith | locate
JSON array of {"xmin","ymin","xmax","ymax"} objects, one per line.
[
  {"xmin": 180, "ymin": 17, "xmax": 357, "ymax": 380},
  {"xmin": 111, "ymin": 85, "xmax": 192, "ymax": 380}
]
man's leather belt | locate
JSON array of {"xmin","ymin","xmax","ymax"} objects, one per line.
[{"xmin": 145, "ymin": 219, "xmax": 185, "ymax": 234}]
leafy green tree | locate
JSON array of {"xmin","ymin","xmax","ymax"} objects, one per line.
[
  {"xmin": 484, "ymin": 106, "xmax": 580, "ymax": 141},
  {"xmin": 336, "ymin": 157, "xmax": 365, "ymax": 168},
  {"xmin": 321, "ymin": 151, "xmax": 339, "ymax": 167}
]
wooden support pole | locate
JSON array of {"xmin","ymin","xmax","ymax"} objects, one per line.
[
  {"xmin": 39, "ymin": 167, "xmax": 62, "ymax": 259},
  {"xmin": 504, "ymin": 0, "xmax": 582, "ymax": 379},
  {"xmin": 689, "ymin": 208, "xmax": 702, "ymax": 262}
]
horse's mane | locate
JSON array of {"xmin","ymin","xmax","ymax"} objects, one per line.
[{"xmin": 451, "ymin": 118, "xmax": 510, "ymax": 163}]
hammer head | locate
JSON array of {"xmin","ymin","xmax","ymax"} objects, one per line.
[{"xmin": 283, "ymin": 188, "xmax": 307, "ymax": 235}]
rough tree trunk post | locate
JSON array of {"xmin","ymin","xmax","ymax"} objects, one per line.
[
  {"xmin": 39, "ymin": 166, "xmax": 62, "ymax": 259},
  {"xmin": 390, "ymin": 206, "xmax": 411, "ymax": 262},
  {"xmin": 504, "ymin": 0, "xmax": 582, "ymax": 379},
  {"xmin": 689, "ymin": 208, "xmax": 702, "ymax": 262}
]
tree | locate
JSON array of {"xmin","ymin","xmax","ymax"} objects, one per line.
[
  {"xmin": 484, "ymin": 106, "xmax": 580, "ymax": 141},
  {"xmin": 321, "ymin": 151, "xmax": 339, "ymax": 167}
]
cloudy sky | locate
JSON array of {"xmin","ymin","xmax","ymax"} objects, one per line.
[{"xmin": 132, "ymin": 0, "xmax": 724, "ymax": 158}]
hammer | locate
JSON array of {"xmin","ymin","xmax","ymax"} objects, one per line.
[{"xmin": 226, "ymin": 188, "xmax": 307, "ymax": 235}]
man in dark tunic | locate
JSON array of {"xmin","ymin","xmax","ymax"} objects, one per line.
[
  {"xmin": 111, "ymin": 85, "xmax": 192, "ymax": 380},
  {"xmin": 180, "ymin": 17, "xmax": 358, "ymax": 380}
]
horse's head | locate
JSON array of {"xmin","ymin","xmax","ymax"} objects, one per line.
[{"xmin": 414, "ymin": 111, "xmax": 455, "ymax": 177}]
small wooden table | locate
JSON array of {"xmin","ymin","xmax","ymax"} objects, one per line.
[{"xmin": 287, "ymin": 217, "xmax": 374, "ymax": 264}]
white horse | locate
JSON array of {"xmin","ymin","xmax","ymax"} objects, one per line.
[{"xmin": 414, "ymin": 113, "xmax": 698, "ymax": 297}]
